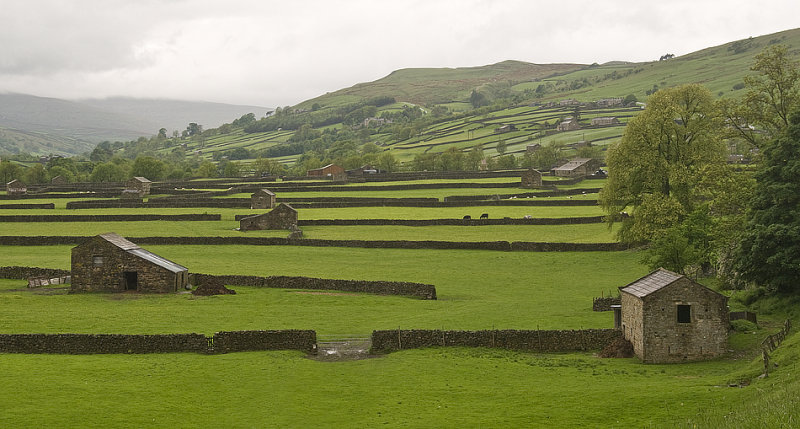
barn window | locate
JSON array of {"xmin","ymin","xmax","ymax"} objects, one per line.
[
  {"xmin": 677, "ymin": 305, "xmax": 691, "ymax": 323},
  {"xmin": 92, "ymin": 256, "xmax": 104, "ymax": 267}
]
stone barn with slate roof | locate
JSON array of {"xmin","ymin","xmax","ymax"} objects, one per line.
[
  {"xmin": 619, "ymin": 268, "xmax": 728, "ymax": 363},
  {"xmin": 126, "ymin": 177, "xmax": 152, "ymax": 196},
  {"xmin": 6, "ymin": 179, "xmax": 27, "ymax": 195},
  {"xmin": 71, "ymin": 233, "xmax": 188, "ymax": 293},
  {"xmin": 251, "ymin": 189, "xmax": 276, "ymax": 209},
  {"xmin": 240, "ymin": 203, "xmax": 298, "ymax": 231}
]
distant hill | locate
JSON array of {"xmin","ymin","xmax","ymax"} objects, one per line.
[
  {"xmin": 297, "ymin": 61, "xmax": 585, "ymax": 109},
  {"xmin": 0, "ymin": 93, "xmax": 271, "ymax": 155}
]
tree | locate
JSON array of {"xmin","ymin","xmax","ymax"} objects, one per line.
[
  {"xmin": 89, "ymin": 162, "xmax": 127, "ymax": 183},
  {"xmin": 721, "ymin": 45, "xmax": 800, "ymax": 147},
  {"xmin": 599, "ymin": 84, "xmax": 726, "ymax": 243},
  {"xmin": 196, "ymin": 161, "xmax": 218, "ymax": 178},
  {"xmin": 376, "ymin": 151, "xmax": 398, "ymax": 173},
  {"xmin": 24, "ymin": 164, "xmax": 47, "ymax": 184},
  {"xmin": 130, "ymin": 156, "xmax": 166, "ymax": 180},
  {"xmin": 469, "ymin": 90, "xmax": 489, "ymax": 108},
  {"xmin": 0, "ymin": 160, "xmax": 22, "ymax": 183},
  {"xmin": 733, "ymin": 110, "xmax": 800, "ymax": 292},
  {"xmin": 495, "ymin": 139, "xmax": 507, "ymax": 155}
]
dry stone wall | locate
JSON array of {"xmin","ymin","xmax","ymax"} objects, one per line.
[
  {"xmin": 371, "ymin": 329, "xmax": 622, "ymax": 353},
  {"xmin": 191, "ymin": 273, "xmax": 437, "ymax": 300}
]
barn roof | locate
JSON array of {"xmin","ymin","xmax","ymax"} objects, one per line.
[
  {"xmin": 131, "ymin": 177, "xmax": 151, "ymax": 183},
  {"xmin": 619, "ymin": 268, "xmax": 683, "ymax": 298},
  {"xmin": 553, "ymin": 158, "xmax": 593, "ymax": 172},
  {"xmin": 254, "ymin": 189, "xmax": 275, "ymax": 196},
  {"xmin": 97, "ymin": 232, "xmax": 187, "ymax": 273}
]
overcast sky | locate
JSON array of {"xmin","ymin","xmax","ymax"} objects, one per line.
[{"xmin": 1, "ymin": 0, "xmax": 798, "ymax": 107}]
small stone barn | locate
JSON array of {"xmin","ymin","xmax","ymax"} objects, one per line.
[
  {"xmin": 71, "ymin": 233, "xmax": 188, "ymax": 293},
  {"xmin": 552, "ymin": 158, "xmax": 601, "ymax": 178},
  {"xmin": 557, "ymin": 117, "xmax": 580, "ymax": 131},
  {"xmin": 51, "ymin": 175, "xmax": 68, "ymax": 185},
  {"xmin": 618, "ymin": 268, "xmax": 729, "ymax": 363},
  {"xmin": 520, "ymin": 168, "xmax": 542, "ymax": 189},
  {"xmin": 126, "ymin": 177, "xmax": 152, "ymax": 196},
  {"xmin": 307, "ymin": 164, "xmax": 345, "ymax": 180},
  {"xmin": 240, "ymin": 203, "xmax": 298, "ymax": 231},
  {"xmin": 251, "ymin": 189, "xmax": 276, "ymax": 209},
  {"xmin": 6, "ymin": 179, "xmax": 27, "ymax": 195}
]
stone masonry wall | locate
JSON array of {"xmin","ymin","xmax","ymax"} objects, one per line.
[{"xmin": 371, "ymin": 329, "xmax": 622, "ymax": 353}]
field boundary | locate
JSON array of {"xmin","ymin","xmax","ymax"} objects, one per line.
[
  {"xmin": 0, "ymin": 214, "xmax": 222, "ymax": 222},
  {"xmin": 0, "ymin": 236, "xmax": 629, "ymax": 251}
]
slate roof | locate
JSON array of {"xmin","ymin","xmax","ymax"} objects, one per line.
[
  {"xmin": 97, "ymin": 232, "xmax": 187, "ymax": 273},
  {"xmin": 254, "ymin": 189, "xmax": 275, "ymax": 196},
  {"xmin": 131, "ymin": 177, "xmax": 151, "ymax": 183},
  {"xmin": 619, "ymin": 268, "xmax": 683, "ymax": 298},
  {"xmin": 554, "ymin": 158, "xmax": 592, "ymax": 172}
]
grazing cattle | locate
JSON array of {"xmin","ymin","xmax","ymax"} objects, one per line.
[
  {"xmin": 463, "ymin": 215, "xmax": 471, "ymax": 220},
  {"xmin": 480, "ymin": 213, "xmax": 489, "ymax": 219},
  {"xmin": 523, "ymin": 215, "xmax": 532, "ymax": 219}
]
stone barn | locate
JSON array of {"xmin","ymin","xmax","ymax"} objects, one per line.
[
  {"xmin": 251, "ymin": 189, "xmax": 276, "ymax": 209},
  {"xmin": 307, "ymin": 164, "xmax": 345, "ymax": 180},
  {"xmin": 126, "ymin": 177, "xmax": 152, "ymax": 196},
  {"xmin": 521, "ymin": 168, "xmax": 542, "ymax": 189},
  {"xmin": 6, "ymin": 179, "xmax": 27, "ymax": 195},
  {"xmin": 552, "ymin": 158, "xmax": 601, "ymax": 178},
  {"xmin": 51, "ymin": 175, "xmax": 68, "ymax": 185},
  {"xmin": 71, "ymin": 233, "xmax": 188, "ymax": 293},
  {"xmin": 240, "ymin": 203, "xmax": 298, "ymax": 231},
  {"xmin": 618, "ymin": 268, "xmax": 729, "ymax": 363}
]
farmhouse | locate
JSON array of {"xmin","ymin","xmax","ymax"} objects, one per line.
[
  {"xmin": 6, "ymin": 179, "xmax": 27, "ymax": 195},
  {"xmin": 520, "ymin": 168, "xmax": 542, "ymax": 189},
  {"xmin": 126, "ymin": 177, "xmax": 152, "ymax": 196},
  {"xmin": 240, "ymin": 203, "xmax": 298, "ymax": 231},
  {"xmin": 70, "ymin": 232, "xmax": 188, "ymax": 293},
  {"xmin": 557, "ymin": 117, "xmax": 580, "ymax": 132},
  {"xmin": 618, "ymin": 268, "xmax": 729, "ymax": 363},
  {"xmin": 307, "ymin": 164, "xmax": 345, "ymax": 180},
  {"xmin": 596, "ymin": 97, "xmax": 623, "ymax": 107},
  {"xmin": 591, "ymin": 117, "xmax": 620, "ymax": 126},
  {"xmin": 552, "ymin": 158, "xmax": 600, "ymax": 178},
  {"xmin": 251, "ymin": 189, "xmax": 276, "ymax": 209}
]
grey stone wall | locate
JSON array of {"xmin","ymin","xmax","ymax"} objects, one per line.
[
  {"xmin": 190, "ymin": 273, "xmax": 437, "ymax": 300},
  {"xmin": 371, "ymin": 329, "xmax": 622, "ymax": 353}
]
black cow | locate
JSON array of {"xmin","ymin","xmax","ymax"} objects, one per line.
[
  {"xmin": 480, "ymin": 213, "xmax": 489, "ymax": 219},
  {"xmin": 463, "ymin": 215, "xmax": 471, "ymax": 220}
]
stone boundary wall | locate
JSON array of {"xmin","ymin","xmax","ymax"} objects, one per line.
[
  {"xmin": 0, "ymin": 203, "xmax": 55, "ymax": 209},
  {"xmin": 0, "ymin": 236, "xmax": 629, "ymax": 252},
  {"xmin": 242, "ymin": 216, "xmax": 607, "ymax": 226},
  {"xmin": 0, "ymin": 331, "xmax": 316, "ymax": 354},
  {"xmin": 191, "ymin": 273, "xmax": 437, "ymax": 300},
  {"xmin": 0, "ymin": 266, "xmax": 71, "ymax": 279},
  {"xmin": 0, "ymin": 333, "xmax": 208, "ymax": 354},
  {"xmin": 0, "ymin": 192, "xmax": 121, "ymax": 200},
  {"xmin": 371, "ymin": 329, "xmax": 622, "ymax": 353},
  {"xmin": 592, "ymin": 297, "xmax": 621, "ymax": 311},
  {"xmin": 0, "ymin": 214, "xmax": 221, "ymax": 222},
  {"xmin": 212, "ymin": 330, "xmax": 317, "ymax": 353},
  {"xmin": 242, "ymin": 182, "xmax": 522, "ymax": 193},
  {"xmin": 64, "ymin": 199, "xmax": 598, "ymax": 209},
  {"xmin": 443, "ymin": 188, "xmax": 601, "ymax": 201}
]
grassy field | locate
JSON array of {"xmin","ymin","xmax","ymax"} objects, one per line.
[{"xmin": 2, "ymin": 172, "xmax": 799, "ymax": 427}]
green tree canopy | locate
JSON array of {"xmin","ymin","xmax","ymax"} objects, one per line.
[
  {"xmin": 600, "ymin": 84, "xmax": 726, "ymax": 242},
  {"xmin": 733, "ymin": 110, "xmax": 800, "ymax": 292},
  {"xmin": 130, "ymin": 156, "xmax": 166, "ymax": 181}
]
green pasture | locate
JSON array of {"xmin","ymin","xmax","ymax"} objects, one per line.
[
  {"xmin": 0, "ymin": 204, "xmax": 607, "ymax": 219},
  {"xmin": 0, "ymin": 347, "xmax": 759, "ymax": 428},
  {"xmin": 0, "ymin": 220, "xmax": 616, "ymax": 242},
  {"xmin": 0, "ymin": 245, "xmax": 643, "ymax": 334}
]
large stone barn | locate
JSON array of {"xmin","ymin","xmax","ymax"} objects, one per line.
[
  {"xmin": 552, "ymin": 158, "xmax": 601, "ymax": 178},
  {"xmin": 307, "ymin": 164, "xmax": 345, "ymax": 180},
  {"xmin": 618, "ymin": 268, "xmax": 729, "ymax": 363},
  {"xmin": 240, "ymin": 203, "xmax": 298, "ymax": 231},
  {"xmin": 520, "ymin": 168, "xmax": 542, "ymax": 189},
  {"xmin": 71, "ymin": 233, "xmax": 188, "ymax": 293},
  {"xmin": 251, "ymin": 189, "xmax": 276, "ymax": 209}
]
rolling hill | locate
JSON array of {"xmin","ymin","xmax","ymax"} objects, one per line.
[{"xmin": 0, "ymin": 93, "xmax": 271, "ymax": 156}]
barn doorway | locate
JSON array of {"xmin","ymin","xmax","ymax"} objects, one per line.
[{"xmin": 123, "ymin": 271, "xmax": 138, "ymax": 291}]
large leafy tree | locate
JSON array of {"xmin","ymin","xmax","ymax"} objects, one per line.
[
  {"xmin": 600, "ymin": 84, "xmax": 726, "ymax": 243},
  {"xmin": 721, "ymin": 45, "xmax": 800, "ymax": 148},
  {"xmin": 733, "ymin": 110, "xmax": 800, "ymax": 292}
]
